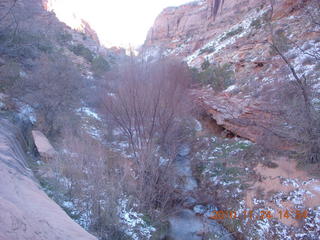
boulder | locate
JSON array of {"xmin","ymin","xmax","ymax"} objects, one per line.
[{"xmin": 32, "ymin": 130, "xmax": 57, "ymax": 159}]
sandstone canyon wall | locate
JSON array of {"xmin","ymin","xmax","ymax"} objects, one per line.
[{"xmin": 0, "ymin": 117, "xmax": 97, "ymax": 240}]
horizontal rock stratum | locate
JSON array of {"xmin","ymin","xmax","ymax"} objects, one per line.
[{"xmin": 0, "ymin": 118, "xmax": 96, "ymax": 240}]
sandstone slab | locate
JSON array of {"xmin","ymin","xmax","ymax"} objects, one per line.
[
  {"xmin": 0, "ymin": 119, "xmax": 96, "ymax": 240},
  {"xmin": 32, "ymin": 130, "xmax": 57, "ymax": 159}
]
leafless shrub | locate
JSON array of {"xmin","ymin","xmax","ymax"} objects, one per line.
[
  {"xmin": 11, "ymin": 54, "xmax": 84, "ymax": 137},
  {"xmin": 42, "ymin": 129, "xmax": 128, "ymax": 239}
]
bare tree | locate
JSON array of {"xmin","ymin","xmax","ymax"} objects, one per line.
[
  {"xmin": 103, "ymin": 57, "xmax": 192, "ymax": 217},
  {"xmin": 105, "ymin": 57, "xmax": 191, "ymax": 160}
]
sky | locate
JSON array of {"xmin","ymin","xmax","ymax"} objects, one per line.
[{"xmin": 48, "ymin": 0, "xmax": 192, "ymax": 48}]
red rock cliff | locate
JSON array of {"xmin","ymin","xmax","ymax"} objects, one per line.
[
  {"xmin": 143, "ymin": 0, "xmax": 320, "ymax": 146},
  {"xmin": 0, "ymin": 119, "xmax": 97, "ymax": 240}
]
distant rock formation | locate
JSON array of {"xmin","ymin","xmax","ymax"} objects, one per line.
[
  {"xmin": 43, "ymin": 0, "xmax": 100, "ymax": 44},
  {"xmin": 144, "ymin": 0, "xmax": 266, "ymax": 58},
  {"xmin": 0, "ymin": 118, "xmax": 96, "ymax": 240}
]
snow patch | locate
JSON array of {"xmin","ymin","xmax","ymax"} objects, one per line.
[
  {"xmin": 224, "ymin": 84, "xmax": 238, "ymax": 92},
  {"xmin": 17, "ymin": 104, "xmax": 37, "ymax": 124},
  {"xmin": 118, "ymin": 198, "xmax": 155, "ymax": 240},
  {"xmin": 77, "ymin": 107, "xmax": 101, "ymax": 121}
]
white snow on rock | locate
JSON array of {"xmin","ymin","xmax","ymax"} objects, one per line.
[
  {"xmin": 185, "ymin": 7, "xmax": 269, "ymax": 67},
  {"xmin": 77, "ymin": 107, "xmax": 101, "ymax": 121},
  {"xmin": 86, "ymin": 125, "xmax": 103, "ymax": 140},
  {"xmin": 288, "ymin": 189, "xmax": 314, "ymax": 205},
  {"xmin": 18, "ymin": 103, "xmax": 37, "ymax": 124},
  {"xmin": 224, "ymin": 84, "xmax": 238, "ymax": 92},
  {"xmin": 281, "ymin": 178, "xmax": 300, "ymax": 188}
]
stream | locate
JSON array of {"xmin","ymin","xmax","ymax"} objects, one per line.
[{"xmin": 165, "ymin": 144, "xmax": 234, "ymax": 240}]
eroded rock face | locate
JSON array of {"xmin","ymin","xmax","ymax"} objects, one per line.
[
  {"xmin": 0, "ymin": 119, "xmax": 96, "ymax": 240},
  {"xmin": 192, "ymin": 88, "xmax": 295, "ymax": 149}
]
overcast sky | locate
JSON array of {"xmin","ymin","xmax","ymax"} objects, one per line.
[{"xmin": 49, "ymin": 0, "xmax": 192, "ymax": 47}]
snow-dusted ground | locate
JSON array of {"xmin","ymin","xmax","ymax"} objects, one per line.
[
  {"xmin": 118, "ymin": 198, "xmax": 155, "ymax": 240},
  {"xmin": 192, "ymin": 124, "xmax": 320, "ymax": 240}
]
